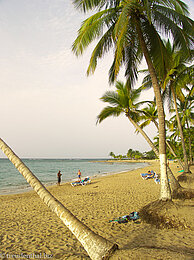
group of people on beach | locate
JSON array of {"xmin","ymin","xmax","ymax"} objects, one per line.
[{"xmin": 57, "ymin": 169, "xmax": 82, "ymax": 186}]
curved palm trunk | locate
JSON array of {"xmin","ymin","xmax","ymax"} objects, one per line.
[
  {"xmin": 0, "ymin": 138, "xmax": 118, "ymax": 260},
  {"xmin": 127, "ymin": 116, "xmax": 181, "ymax": 191},
  {"xmin": 135, "ymin": 20, "xmax": 171, "ymax": 201},
  {"xmin": 166, "ymin": 140, "xmax": 184, "ymax": 169},
  {"xmin": 171, "ymin": 87, "xmax": 190, "ymax": 172}
]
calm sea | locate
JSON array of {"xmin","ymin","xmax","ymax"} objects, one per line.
[{"xmin": 0, "ymin": 158, "xmax": 149, "ymax": 195}]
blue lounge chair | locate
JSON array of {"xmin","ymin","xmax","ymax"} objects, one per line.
[
  {"xmin": 71, "ymin": 177, "xmax": 91, "ymax": 187},
  {"xmin": 154, "ymin": 178, "xmax": 160, "ymax": 184},
  {"xmin": 141, "ymin": 170, "xmax": 155, "ymax": 179}
]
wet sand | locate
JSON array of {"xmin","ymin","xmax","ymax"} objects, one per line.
[{"xmin": 0, "ymin": 160, "xmax": 193, "ymax": 259}]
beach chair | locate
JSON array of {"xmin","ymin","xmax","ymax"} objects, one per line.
[
  {"xmin": 71, "ymin": 177, "xmax": 91, "ymax": 187},
  {"xmin": 141, "ymin": 170, "xmax": 155, "ymax": 180},
  {"xmin": 154, "ymin": 176, "xmax": 170, "ymax": 185},
  {"xmin": 71, "ymin": 180, "xmax": 82, "ymax": 187},
  {"xmin": 81, "ymin": 177, "xmax": 91, "ymax": 185},
  {"xmin": 154, "ymin": 178, "xmax": 160, "ymax": 184}
]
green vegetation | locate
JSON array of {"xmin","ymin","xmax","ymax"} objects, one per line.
[
  {"xmin": 73, "ymin": 0, "xmax": 193, "ymax": 201},
  {"xmin": 109, "ymin": 149, "xmax": 156, "ymax": 160}
]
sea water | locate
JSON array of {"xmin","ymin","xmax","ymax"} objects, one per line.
[{"xmin": 0, "ymin": 158, "xmax": 149, "ymax": 195}]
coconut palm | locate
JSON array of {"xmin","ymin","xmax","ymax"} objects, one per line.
[
  {"xmin": 141, "ymin": 40, "xmax": 193, "ymax": 172},
  {"xmin": 161, "ymin": 42, "xmax": 193, "ymax": 173},
  {"xmin": 97, "ymin": 81, "xmax": 174, "ymax": 196},
  {"xmin": 140, "ymin": 102, "xmax": 184, "ymax": 168},
  {"xmin": 73, "ymin": 0, "xmax": 193, "ymax": 200},
  {"xmin": 0, "ymin": 138, "xmax": 118, "ymax": 260},
  {"xmin": 127, "ymin": 148, "xmax": 133, "ymax": 159},
  {"xmin": 177, "ymin": 87, "xmax": 194, "ymax": 164},
  {"xmin": 169, "ymin": 87, "xmax": 194, "ymax": 164},
  {"xmin": 109, "ymin": 151, "xmax": 116, "ymax": 159}
]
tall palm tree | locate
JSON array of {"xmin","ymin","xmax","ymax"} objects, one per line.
[
  {"xmin": 177, "ymin": 87, "xmax": 194, "ymax": 164},
  {"xmin": 141, "ymin": 40, "xmax": 193, "ymax": 172},
  {"xmin": 72, "ymin": 0, "xmax": 193, "ymax": 201},
  {"xmin": 0, "ymin": 138, "xmax": 118, "ymax": 260},
  {"xmin": 161, "ymin": 42, "xmax": 193, "ymax": 173},
  {"xmin": 169, "ymin": 87, "xmax": 194, "ymax": 165},
  {"xmin": 97, "ymin": 81, "xmax": 173, "ymax": 196}
]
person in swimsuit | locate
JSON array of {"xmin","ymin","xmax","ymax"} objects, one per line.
[
  {"xmin": 77, "ymin": 169, "xmax": 81, "ymax": 182},
  {"xmin": 57, "ymin": 170, "xmax": 62, "ymax": 185}
]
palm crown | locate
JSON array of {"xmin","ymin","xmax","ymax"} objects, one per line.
[
  {"xmin": 73, "ymin": 0, "xmax": 193, "ymax": 85},
  {"xmin": 97, "ymin": 81, "xmax": 142, "ymax": 123}
]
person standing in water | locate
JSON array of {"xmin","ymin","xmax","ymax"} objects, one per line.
[
  {"xmin": 77, "ymin": 169, "xmax": 81, "ymax": 182},
  {"xmin": 57, "ymin": 170, "xmax": 62, "ymax": 186}
]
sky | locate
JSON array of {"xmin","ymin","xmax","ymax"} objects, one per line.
[{"xmin": 0, "ymin": 0, "xmax": 193, "ymax": 159}]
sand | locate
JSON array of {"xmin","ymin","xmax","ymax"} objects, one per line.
[{"xmin": 0, "ymin": 160, "xmax": 193, "ymax": 259}]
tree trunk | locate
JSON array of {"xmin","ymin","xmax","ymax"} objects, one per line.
[
  {"xmin": 0, "ymin": 138, "xmax": 118, "ymax": 260},
  {"xmin": 127, "ymin": 116, "xmax": 181, "ymax": 191},
  {"xmin": 135, "ymin": 19, "xmax": 171, "ymax": 201},
  {"xmin": 186, "ymin": 120, "xmax": 193, "ymax": 165},
  {"xmin": 166, "ymin": 140, "xmax": 184, "ymax": 169},
  {"xmin": 127, "ymin": 115, "xmax": 159, "ymax": 156},
  {"xmin": 153, "ymin": 119, "xmax": 184, "ymax": 169},
  {"xmin": 171, "ymin": 87, "xmax": 190, "ymax": 172}
]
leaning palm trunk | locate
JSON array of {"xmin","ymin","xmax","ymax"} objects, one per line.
[
  {"xmin": 127, "ymin": 115, "xmax": 181, "ymax": 191},
  {"xmin": 171, "ymin": 87, "xmax": 190, "ymax": 172},
  {"xmin": 0, "ymin": 138, "xmax": 118, "ymax": 260},
  {"xmin": 153, "ymin": 119, "xmax": 184, "ymax": 169},
  {"xmin": 135, "ymin": 20, "xmax": 171, "ymax": 201},
  {"xmin": 166, "ymin": 140, "xmax": 184, "ymax": 169}
]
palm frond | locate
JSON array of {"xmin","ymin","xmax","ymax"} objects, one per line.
[
  {"xmin": 142, "ymin": 18, "xmax": 170, "ymax": 78},
  {"xmin": 152, "ymin": 6, "xmax": 194, "ymax": 54},
  {"xmin": 72, "ymin": 9, "xmax": 116, "ymax": 56},
  {"xmin": 73, "ymin": 0, "xmax": 121, "ymax": 12},
  {"xmin": 87, "ymin": 23, "xmax": 115, "ymax": 75},
  {"xmin": 156, "ymin": 0, "xmax": 190, "ymax": 16},
  {"xmin": 141, "ymin": 74, "xmax": 152, "ymax": 90},
  {"xmin": 96, "ymin": 106, "xmax": 123, "ymax": 124},
  {"xmin": 100, "ymin": 91, "xmax": 121, "ymax": 106}
]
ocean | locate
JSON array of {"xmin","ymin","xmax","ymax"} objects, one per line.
[{"xmin": 0, "ymin": 158, "xmax": 149, "ymax": 195}]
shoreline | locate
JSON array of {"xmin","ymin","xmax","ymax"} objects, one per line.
[
  {"xmin": 0, "ymin": 160, "xmax": 193, "ymax": 259},
  {"xmin": 0, "ymin": 160, "xmax": 151, "ymax": 196}
]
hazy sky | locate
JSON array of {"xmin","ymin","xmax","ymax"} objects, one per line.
[{"xmin": 0, "ymin": 0, "xmax": 193, "ymax": 158}]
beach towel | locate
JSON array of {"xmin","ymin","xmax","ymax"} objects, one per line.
[{"xmin": 109, "ymin": 211, "xmax": 140, "ymax": 224}]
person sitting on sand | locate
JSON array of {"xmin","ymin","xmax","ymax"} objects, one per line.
[
  {"xmin": 57, "ymin": 170, "xmax": 62, "ymax": 186},
  {"xmin": 77, "ymin": 169, "xmax": 81, "ymax": 182}
]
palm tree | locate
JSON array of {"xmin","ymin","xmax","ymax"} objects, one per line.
[
  {"xmin": 141, "ymin": 40, "xmax": 193, "ymax": 172},
  {"xmin": 73, "ymin": 0, "xmax": 193, "ymax": 201},
  {"xmin": 97, "ymin": 81, "xmax": 174, "ymax": 196},
  {"xmin": 0, "ymin": 138, "xmax": 118, "ymax": 260},
  {"xmin": 140, "ymin": 102, "xmax": 184, "ymax": 169},
  {"xmin": 177, "ymin": 87, "xmax": 194, "ymax": 164},
  {"xmin": 161, "ymin": 42, "xmax": 193, "ymax": 173},
  {"xmin": 109, "ymin": 151, "xmax": 116, "ymax": 159},
  {"xmin": 169, "ymin": 89, "xmax": 194, "ymax": 165},
  {"xmin": 127, "ymin": 148, "xmax": 133, "ymax": 159}
]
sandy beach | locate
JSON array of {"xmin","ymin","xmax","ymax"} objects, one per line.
[{"xmin": 0, "ymin": 160, "xmax": 193, "ymax": 259}]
